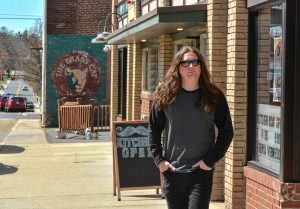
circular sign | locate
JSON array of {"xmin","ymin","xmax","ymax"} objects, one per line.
[{"xmin": 51, "ymin": 50, "xmax": 102, "ymax": 98}]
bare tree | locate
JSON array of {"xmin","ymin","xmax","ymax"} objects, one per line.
[
  {"xmin": 17, "ymin": 20, "xmax": 43, "ymax": 98},
  {"xmin": 0, "ymin": 22, "xmax": 43, "ymax": 97}
]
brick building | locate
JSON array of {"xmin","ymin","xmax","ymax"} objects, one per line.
[
  {"xmin": 104, "ymin": 0, "xmax": 300, "ymax": 209},
  {"xmin": 43, "ymin": 0, "xmax": 111, "ymax": 127}
]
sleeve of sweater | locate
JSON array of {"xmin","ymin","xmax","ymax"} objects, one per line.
[
  {"xmin": 149, "ymin": 104, "xmax": 166, "ymax": 167},
  {"xmin": 203, "ymin": 92, "xmax": 234, "ymax": 167}
]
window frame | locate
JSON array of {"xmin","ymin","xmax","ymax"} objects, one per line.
[
  {"xmin": 247, "ymin": 0, "xmax": 300, "ymax": 182},
  {"xmin": 141, "ymin": 45, "xmax": 159, "ymax": 93}
]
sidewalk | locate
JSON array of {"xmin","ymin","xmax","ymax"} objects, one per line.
[
  {"xmin": 0, "ymin": 79, "xmax": 9, "ymax": 95},
  {"xmin": 0, "ymin": 119, "xmax": 225, "ymax": 209}
]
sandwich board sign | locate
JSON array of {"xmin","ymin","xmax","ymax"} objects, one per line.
[{"xmin": 112, "ymin": 120, "xmax": 161, "ymax": 201}]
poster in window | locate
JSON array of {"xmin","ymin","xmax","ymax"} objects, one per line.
[
  {"xmin": 256, "ymin": 104, "xmax": 281, "ymax": 173},
  {"xmin": 272, "ymin": 37, "xmax": 282, "ymax": 102}
]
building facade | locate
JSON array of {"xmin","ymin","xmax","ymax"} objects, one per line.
[
  {"xmin": 43, "ymin": 0, "xmax": 111, "ymax": 127},
  {"xmin": 245, "ymin": 0, "xmax": 300, "ymax": 209},
  {"xmin": 106, "ymin": 0, "xmax": 300, "ymax": 208}
]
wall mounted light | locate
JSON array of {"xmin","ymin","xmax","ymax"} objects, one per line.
[
  {"xmin": 91, "ymin": 12, "xmax": 124, "ymax": 44},
  {"xmin": 103, "ymin": 44, "xmax": 111, "ymax": 52}
]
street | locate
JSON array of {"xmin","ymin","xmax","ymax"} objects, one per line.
[
  {"xmin": 3, "ymin": 79, "xmax": 39, "ymax": 103},
  {"xmin": 0, "ymin": 79, "xmax": 41, "ymax": 117},
  {"xmin": 0, "ymin": 111, "xmax": 41, "ymax": 119}
]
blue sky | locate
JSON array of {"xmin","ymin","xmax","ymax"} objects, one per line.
[{"xmin": 0, "ymin": 0, "xmax": 43, "ymax": 33}]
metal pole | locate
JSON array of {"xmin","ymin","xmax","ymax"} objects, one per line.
[{"xmin": 41, "ymin": 0, "xmax": 47, "ymax": 127}]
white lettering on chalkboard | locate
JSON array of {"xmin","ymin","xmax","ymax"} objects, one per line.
[
  {"xmin": 117, "ymin": 137, "xmax": 149, "ymax": 148},
  {"xmin": 116, "ymin": 126, "xmax": 148, "ymax": 137},
  {"xmin": 116, "ymin": 126, "xmax": 152, "ymax": 159},
  {"xmin": 120, "ymin": 147, "xmax": 152, "ymax": 158}
]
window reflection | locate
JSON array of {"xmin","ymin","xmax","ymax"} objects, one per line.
[{"xmin": 255, "ymin": 4, "xmax": 283, "ymax": 174}]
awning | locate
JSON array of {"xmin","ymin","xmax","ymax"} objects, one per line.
[{"xmin": 107, "ymin": 5, "xmax": 207, "ymax": 45}]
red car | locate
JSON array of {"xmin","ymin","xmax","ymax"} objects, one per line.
[
  {"xmin": 0, "ymin": 95, "xmax": 9, "ymax": 111},
  {"xmin": 4, "ymin": 96, "xmax": 26, "ymax": 112}
]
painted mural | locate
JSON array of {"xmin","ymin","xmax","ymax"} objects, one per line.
[
  {"xmin": 46, "ymin": 35, "xmax": 107, "ymax": 127},
  {"xmin": 51, "ymin": 50, "xmax": 102, "ymax": 98}
]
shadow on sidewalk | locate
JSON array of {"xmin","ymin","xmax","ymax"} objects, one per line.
[
  {"xmin": 127, "ymin": 194, "xmax": 164, "ymax": 199},
  {"xmin": 44, "ymin": 128, "xmax": 111, "ymax": 143},
  {"xmin": 0, "ymin": 145, "xmax": 25, "ymax": 154},
  {"xmin": 0, "ymin": 163, "xmax": 18, "ymax": 175}
]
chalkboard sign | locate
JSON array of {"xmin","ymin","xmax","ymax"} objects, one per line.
[{"xmin": 112, "ymin": 120, "xmax": 161, "ymax": 201}]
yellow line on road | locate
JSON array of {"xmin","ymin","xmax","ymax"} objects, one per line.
[{"xmin": 16, "ymin": 80, "xmax": 22, "ymax": 96}]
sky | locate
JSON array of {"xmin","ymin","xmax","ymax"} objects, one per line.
[{"xmin": 0, "ymin": 0, "xmax": 43, "ymax": 33}]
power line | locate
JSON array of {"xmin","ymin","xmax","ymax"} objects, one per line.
[
  {"xmin": 0, "ymin": 17, "xmax": 41, "ymax": 20},
  {"xmin": 0, "ymin": 14, "xmax": 42, "ymax": 17}
]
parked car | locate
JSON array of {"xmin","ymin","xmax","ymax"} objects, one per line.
[
  {"xmin": 0, "ymin": 95, "xmax": 9, "ymax": 111},
  {"xmin": 22, "ymin": 85, "xmax": 28, "ymax": 91},
  {"xmin": 5, "ymin": 93, "xmax": 14, "ymax": 97},
  {"xmin": 4, "ymin": 96, "xmax": 26, "ymax": 112},
  {"xmin": 25, "ymin": 101, "xmax": 34, "ymax": 112}
]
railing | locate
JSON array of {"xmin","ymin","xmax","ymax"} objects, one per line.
[
  {"xmin": 92, "ymin": 104, "xmax": 110, "ymax": 131},
  {"xmin": 58, "ymin": 99, "xmax": 110, "ymax": 133},
  {"xmin": 58, "ymin": 104, "xmax": 93, "ymax": 133}
]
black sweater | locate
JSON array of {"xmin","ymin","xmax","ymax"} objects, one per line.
[{"xmin": 149, "ymin": 88, "xmax": 233, "ymax": 172}]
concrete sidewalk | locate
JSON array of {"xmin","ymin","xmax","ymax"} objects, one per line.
[{"xmin": 0, "ymin": 119, "xmax": 225, "ymax": 209}]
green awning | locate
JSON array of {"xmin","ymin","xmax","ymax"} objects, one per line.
[{"xmin": 107, "ymin": 5, "xmax": 207, "ymax": 45}]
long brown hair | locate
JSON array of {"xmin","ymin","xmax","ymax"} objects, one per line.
[{"xmin": 152, "ymin": 46, "xmax": 221, "ymax": 112}]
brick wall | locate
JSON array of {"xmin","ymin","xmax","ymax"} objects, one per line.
[
  {"xmin": 46, "ymin": 0, "xmax": 112, "ymax": 127},
  {"xmin": 110, "ymin": 0, "xmax": 119, "ymax": 126},
  {"xmin": 45, "ymin": 35, "xmax": 107, "ymax": 127},
  {"xmin": 207, "ymin": 0, "xmax": 228, "ymax": 90},
  {"xmin": 110, "ymin": 44, "xmax": 119, "ymax": 127},
  {"xmin": 158, "ymin": 35, "xmax": 173, "ymax": 81},
  {"xmin": 207, "ymin": 0, "xmax": 228, "ymax": 201},
  {"xmin": 244, "ymin": 166, "xmax": 300, "ymax": 209},
  {"xmin": 225, "ymin": 0, "xmax": 248, "ymax": 208},
  {"xmin": 126, "ymin": 45, "xmax": 133, "ymax": 120},
  {"xmin": 140, "ymin": 92, "xmax": 153, "ymax": 117},
  {"xmin": 132, "ymin": 44, "xmax": 142, "ymax": 120},
  {"xmin": 47, "ymin": 0, "xmax": 111, "ymax": 35}
]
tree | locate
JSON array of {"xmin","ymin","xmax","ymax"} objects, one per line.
[
  {"xmin": 17, "ymin": 20, "xmax": 43, "ymax": 98},
  {"xmin": 0, "ymin": 21, "xmax": 43, "ymax": 97},
  {"xmin": 0, "ymin": 27, "xmax": 16, "ymax": 81}
]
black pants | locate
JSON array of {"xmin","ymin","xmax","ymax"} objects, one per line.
[{"xmin": 162, "ymin": 168, "xmax": 214, "ymax": 209}]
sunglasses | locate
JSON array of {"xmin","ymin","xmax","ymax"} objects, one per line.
[{"xmin": 179, "ymin": 59, "xmax": 201, "ymax": 67}]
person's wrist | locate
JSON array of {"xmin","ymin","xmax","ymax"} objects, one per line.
[{"xmin": 200, "ymin": 160, "xmax": 212, "ymax": 170}]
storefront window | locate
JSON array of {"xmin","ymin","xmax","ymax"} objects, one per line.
[
  {"xmin": 142, "ymin": 47, "xmax": 158, "ymax": 92},
  {"xmin": 141, "ymin": 0, "xmax": 157, "ymax": 15},
  {"xmin": 173, "ymin": 39, "xmax": 197, "ymax": 54},
  {"xmin": 255, "ymin": 4, "xmax": 283, "ymax": 174},
  {"xmin": 171, "ymin": 0, "xmax": 207, "ymax": 6}
]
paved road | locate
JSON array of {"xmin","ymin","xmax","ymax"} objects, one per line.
[
  {"xmin": 0, "ymin": 112, "xmax": 41, "ymax": 119},
  {"xmin": 3, "ymin": 79, "xmax": 38, "ymax": 103}
]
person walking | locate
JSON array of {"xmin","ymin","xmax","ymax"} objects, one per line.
[{"xmin": 149, "ymin": 46, "xmax": 234, "ymax": 209}]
